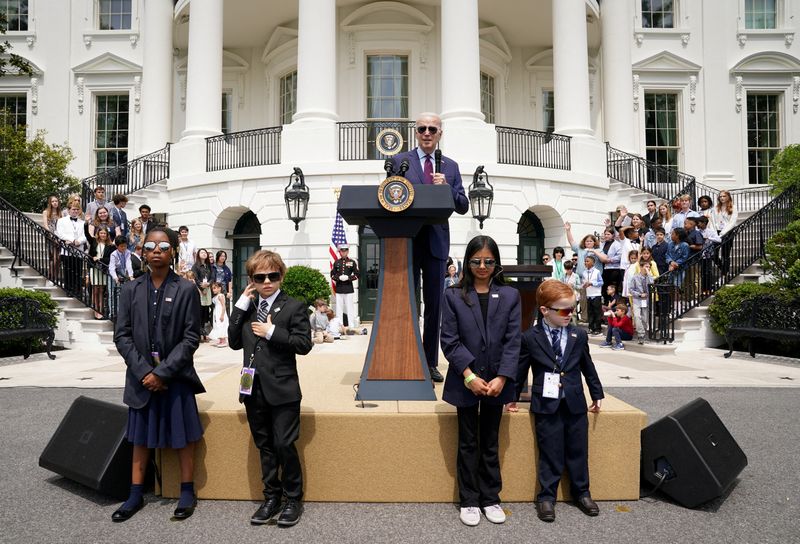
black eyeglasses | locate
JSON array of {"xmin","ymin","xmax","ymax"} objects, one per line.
[
  {"xmin": 252, "ymin": 272, "xmax": 281, "ymax": 283},
  {"xmin": 142, "ymin": 241, "xmax": 171, "ymax": 252},
  {"xmin": 468, "ymin": 258, "xmax": 496, "ymax": 268},
  {"xmin": 547, "ymin": 307, "xmax": 575, "ymax": 317},
  {"xmin": 416, "ymin": 125, "xmax": 439, "ymax": 134}
]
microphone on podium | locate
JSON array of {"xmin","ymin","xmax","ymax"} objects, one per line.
[
  {"xmin": 434, "ymin": 149, "xmax": 442, "ymax": 174},
  {"xmin": 384, "ymin": 159, "xmax": 395, "ymax": 177},
  {"xmin": 398, "ymin": 159, "xmax": 410, "ymax": 176}
]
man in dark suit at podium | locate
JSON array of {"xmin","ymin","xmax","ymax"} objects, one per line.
[{"xmin": 391, "ymin": 112, "xmax": 470, "ymax": 382}]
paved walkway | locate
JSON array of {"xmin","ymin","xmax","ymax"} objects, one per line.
[{"xmin": 1, "ymin": 333, "xmax": 798, "ymax": 389}]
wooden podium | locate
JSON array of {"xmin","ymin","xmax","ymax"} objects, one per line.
[{"xmin": 337, "ymin": 183, "xmax": 455, "ymax": 400}]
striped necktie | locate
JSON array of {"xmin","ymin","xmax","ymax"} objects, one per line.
[
  {"xmin": 256, "ymin": 299, "xmax": 270, "ymax": 322},
  {"xmin": 550, "ymin": 328, "xmax": 562, "ymax": 360}
]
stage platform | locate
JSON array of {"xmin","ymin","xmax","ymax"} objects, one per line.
[{"xmin": 159, "ymin": 338, "xmax": 647, "ymax": 503}]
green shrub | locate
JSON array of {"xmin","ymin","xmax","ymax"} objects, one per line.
[
  {"xmin": 708, "ymin": 283, "xmax": 792, "ymax": 336},
  {"xmin": 281, "ymin": 265, "xmax": 332, "ymax": 309},
  {"xmin": 0, "ymin": 288, "xmax": 60, "ymax": 355},
  {"xmin": 763, "ymin": 220, "xmax": 800, "ymax": 292}
]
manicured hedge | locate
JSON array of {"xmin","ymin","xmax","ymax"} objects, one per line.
[
  {"xmin": 281, "ymin": 265, "xmax": 332, "ymax": 309},
  {"xmin": 708, "ymin": 283, "xmax": 793, "ymax": 336},
  {"xmin": 0, "ymin": 288, "xmax": 60, "ymax": 356}
]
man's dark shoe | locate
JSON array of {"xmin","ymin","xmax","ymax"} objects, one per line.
[
  {"xmin": 250, "ymin": 496, "xmax": 282, "ymax": 525},
  {"xmin": 277, "ymin": 499, "xmax": 303, "ymax": 527},
  {"xmin": 576, "ymin": 495, "xmax": 599, "ymax": 516},
  {"xmin": 429, "ymin": 367, "xmax": 444, "ymax": 383},
  {"xmin": 172, "ymin": 496, "xmax": 197, "ymax": 520},
  {"xmin": 535, "ymin": 500, "xmax": 555, "ymax": 522},
  {"xmin": 111, "ymin": 499, "xmax": 143, "ymax": 522}
]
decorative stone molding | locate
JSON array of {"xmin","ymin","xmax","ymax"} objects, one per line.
[
  {"xmin": 689, "ymin": 75, "xmax": 697, "ymax": 113},
  {"xmin": 635, "ymin": 33, "xmax": 644, "ymax": 47},
  {"xmin": 133, "ymin": 76, "xmax": 141, "ymax": 112},
  {"xmin": 786, "ymin": 33, "xmax": 795, "ymax": 46},
  {"xmin": 84, "ymin": 35, "xmax": 93, "ymax": 48},
  {"xmin": 26, "ymin": 35, "xmax": 36, "ymax": 48},
  {"xmin": 420, "ymin": 33, "xmax": 429, "ymax": 65},
  {"xmin": 77, "ymin": 77, "xmax": 85, "ymax": 114},
  {"xmin": 30, "ymin": 77, "xmax": 38, "ymax": 115},
  {"xmin": 179, "ymin": 73, "xmax": 187, "ymax": 111},
  {"xmin": 793, "ymin": 76, "xmax": 800, "ymax": 113},
  {"xmin": 735, "ymin": 76, "xmax": 743, "ymax": 113},
  {"xmin": 130, "ymin": 34, "xmax": 139, "ymax": 47},
  {"xmin": 737, "ymin": 33, "xmax": 747, "ymax": 47},
  {"xmin": 633, "ymin": 74, "xmax": 640, "ymax": 111},
  {"xmin": 681, "ymin": 34, "xmax": 690, "ymax": 47},
  {"xmin": 347, "ymin": 32, "xmax": 355, "ymax": 65}
]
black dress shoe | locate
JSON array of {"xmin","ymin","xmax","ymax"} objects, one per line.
[
  {"xmin": 576, "ymin": 495, "xmax": 599, "ymax": 516},
  {"xmin": 429, "ymin": 367, "xmax": 444, "ymax": 383},
  {"xmin": 251, "ymin": 496, "xmax": 282, "ymax": 525},
  {"xmin": 535, "ymin": 500, "xmax": 555, "ymax": 522},
  {"xmin": 172, "ymin": 496, "xmax": 197, "ymax": 520},
  {"xmin": 277, "ymin": 499, "xmax": 303, "ymax": 527},
  {"xmin": 111, "ymin": 499, "xmax": 144, "ymax": 522}
]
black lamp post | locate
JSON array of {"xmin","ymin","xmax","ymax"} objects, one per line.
[
  {"xmin": 284, "ymin": 167, "xmax": 310, "ymax": 231},
  {"xmin": 468, "ymin": 165, "xmax": 494, "ymax": 229}
]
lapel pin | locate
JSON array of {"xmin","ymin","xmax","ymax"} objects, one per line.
[
  {"xmin": 273, "ymin": 307, "xmax": 281, "ymax": 313},
  {"xmin": 570, "ymin": 332, "xmax": 577, "ymax": 337},
  {"xmin": 165, "ymin": 297, "xmax": 173, "ymax": 302},
  {"xmin": 491, "ymin": 293, "xmax": 499, "ymax": 298}
]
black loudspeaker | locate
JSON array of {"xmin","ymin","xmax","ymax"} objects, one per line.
[
  {"xmin": 641, "ymin": 397, "xmax": 747, "ymax": 508},
  {"xmin": 39, "ymin": 396, "xmax": 132, "ymax": 500}
]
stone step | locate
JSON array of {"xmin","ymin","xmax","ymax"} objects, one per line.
[
  {"xmin": 19, "ymin": 275, "xmax": 47, "ymax": 288},
  {"xmin": 63, "ymin": 307, "xmax": 95, "ymax": 320},
  {"xmin": 50, "ymin": 296, "xmax": 86, "ymax": 309},
  {"xmin": 587, "ymin": 331, "xmax": 680, "ymax": 355},
  {"xmin": 79, "ymin": 319, "xmax": 114, "ymax": 333},
  {"xmin": 98, "ymin": 331, "xmax": 116, "ymax": 346}
]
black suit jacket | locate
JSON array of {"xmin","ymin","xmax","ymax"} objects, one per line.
[
  {"xmin": 517, "ymin": 322, "xmax": 604, "ymax": 415},
  {"xmin": 228, "ymin": 291, "xmax": 313, "ymax": 406},
  {"xmin": 114, "ymin": 271, "xmax": 205, "ymax": 409}
]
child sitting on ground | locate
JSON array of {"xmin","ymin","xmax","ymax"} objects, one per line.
[
  {"xmin": 628, "ymin": 260, "xmax": 653, "ymax": 344},
  {"xmin": 600, "ymin": 303, "xmax": 634, "ymax": 350},
  {"xmin": 310, "ymin": 298, "xmax": 334, "ymax": 344},
  {"xmin": 325, "ymin": 309, "xmax": 346, "ymax": 340},
  {"xmin": 601, "ymin": 283, "xmax": 622, "ymax": 319}
]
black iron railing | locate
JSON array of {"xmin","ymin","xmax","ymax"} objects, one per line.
[
  {"xmin": 496, "ymin": 126, "xmax": 571, "ymax": 170},
  {"xmin": 646, "ymin": 184, "xmax": 799, "ymax": 343},
  {"xmin": 81, "ymin": 144, "xmax": 170, "ymax": 204},
  {"xmin": 337, "ymin": 121, "xmax": 416, "ymax": 161},
  {"xmin": 0, "ymin": 195, "xmax": 118, "ymax": 320},
  {"xmin": 607, "ymin": 144, "xmax": 772, "ymax": 213},
  {"xmin": 206, "ymin": 126, "xmax": 282, "ymax": 172}
]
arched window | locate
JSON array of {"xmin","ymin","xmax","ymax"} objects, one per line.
[
  {"xmin": 517, "ymin": 210, "xmax": 545, "ymax": 265},
  {"xmin": 232, "ymin": 211, "xmax": 262, "ymax": 297}
]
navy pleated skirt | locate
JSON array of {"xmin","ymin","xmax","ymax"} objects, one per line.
[{"xmin": 127, "ymin": 380, "xmax": 203, "ymax": 449}]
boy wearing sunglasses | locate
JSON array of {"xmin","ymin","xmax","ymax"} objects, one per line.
[
  {"xmin": 516, "ymin": 280, "xmax": 604, "ymax": 523},
  {"xmin": 228, "ymin": 250, "xmax": 313, "ymax": 527},
  {"xmin": 389, "ymin": 112, "xmax": 470, "ymax": 382}
]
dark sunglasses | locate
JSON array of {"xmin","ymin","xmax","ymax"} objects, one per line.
[
  {"xmin": 142, "ymin": 241, "xmax": 171, "ymax": 252},
  {"xmin": 416, "ymin": 125, "xmax": 439, "ymax": 134},
  {"xmin": 252, "ymin": 272, "xmax": 281, "ymax": 283},
  {"xmin": 547, "ymin": 306, "xmax": 576, "ymax": 317},
  {"xmin": 468, "ymin": 258, "xmax": 496, "ymax": 268}
]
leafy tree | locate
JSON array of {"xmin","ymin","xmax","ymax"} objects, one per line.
[
  {"xmin": 763, "ymin": 219, "xmax": 800, "ymax": 292},
  {"xmin": 0, "ymin": 13, "xmax": 34, "ymax": 77},
  {"xmin": 0, "ymin": 122, "xmax": 80, "ymax": 211}
]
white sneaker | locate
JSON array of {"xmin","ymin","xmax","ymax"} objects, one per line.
[
  {"xmin": 482, "ymin": 504, "xmax": 506, "ymax": 524},
  {"xmin": 459, "ymin": 506, "xmax": 481, "ymax": 526}
]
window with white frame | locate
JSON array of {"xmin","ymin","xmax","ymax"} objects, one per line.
[
  {"xmin": 0, "ymin": 0, "xmax": 28, "ymax": 31},
  {"xmin": 746, "ymin": 93, "xmax": 780, "ymax": 184},
  {"xmin": 279, "ymin": 70, "xmax": 297, "ymax": 125},
  {"xmin": 641, "ymin": 0, "xmax": 675, "ymax": 29},
  {"xmin": 221, "ymin": 91, "xmax": 233, "ymax": 135},
  {"xmin": 744, "ymin": 0, "xmax": 777, "ymax": 29},
  {"xmin": 98, "ymin": 0, "xmax": 132, "ymax": 30},
  {"xmin": 644, "ymin": 92, "xmax": 680, "ymax": 170},
  {"xmin": 480, "ymin": 72, "xmax": 495, "ymax": 124},
  {"xmin": 366, "ymin": 54, "xmax": 408, "ymax": 159},
  {"xmin": 542, "ymin": 90, "xmax": 555, "ymax": 132},
  {"xmin": 0, "ymin": 94, "xmax": 27, "ymax": 127},
  {"xmin": 94, "ymin": 94, "xmax": 129, "ymax": 173}
]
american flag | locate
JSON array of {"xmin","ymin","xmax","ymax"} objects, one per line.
[{"xmin": 329, "ymin": 212, "xmax": 348, "ymax": 292}]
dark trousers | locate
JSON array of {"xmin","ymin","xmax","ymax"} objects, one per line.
[
  {"xmin": 606, "ymin": 327, "xmax": 633, "ymax": 344},
  {"xmin": 62, "ymin": 254, "xmax": 82, "ymax": 296},
  {"xmin": 456, "ymin": 402, "xmax": 503, "ymax": 507},
  {"xmin": 244, "ymin": 377, "xmax": 303, "ymax": 500},
  {"xmin": 715, "ymin": 233, "xmax": 733, "ymax": 275},
  {"xmin": 586, "ymin": 296, "xmax": 602, "ymax": 333},
  {"xmin": 413, "ymin": 242, "xmax": 445, "ymax": 369},
  {"xmin": 534, "ymin": 401, "xmax": 590, "ymax": 502}
]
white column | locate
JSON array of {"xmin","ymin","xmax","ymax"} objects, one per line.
[
  {"xmin": 181, "ymin": 0, "xmax": 223, "ymax": 139},
  {"xmin": 140, "ymin": 0, "xmax": 174, "ymax": 153},
  {"xmin": 440, "ymin": 0, "xmax": 483, "ymax": 122},
  {"xmin": 601, "ymin": 0, "xmax": 635, "ymax": 151},
  {"xmin": 552, "ymin": 0, "xmax": 593, "ymax": 137},
  {"xmin": 293, "ymin": 0, "xmax": 337, "ymax": 122}
]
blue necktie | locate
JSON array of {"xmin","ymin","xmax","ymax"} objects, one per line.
[
  {"xmin": 550, "ymin": 328, "xmax": 562, "ymax": 360},
  {"xmin": 256, "ymin": 299, "xmax": 269, "ymax": 322}
]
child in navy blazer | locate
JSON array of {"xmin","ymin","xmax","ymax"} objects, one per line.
[
  {"xmin": 440, "ymin": 235, "xmax": 521, "ymax": 527},
  {"xmin": 517, "ymin": 280, "xmax": 603, "ymax": 522}
]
